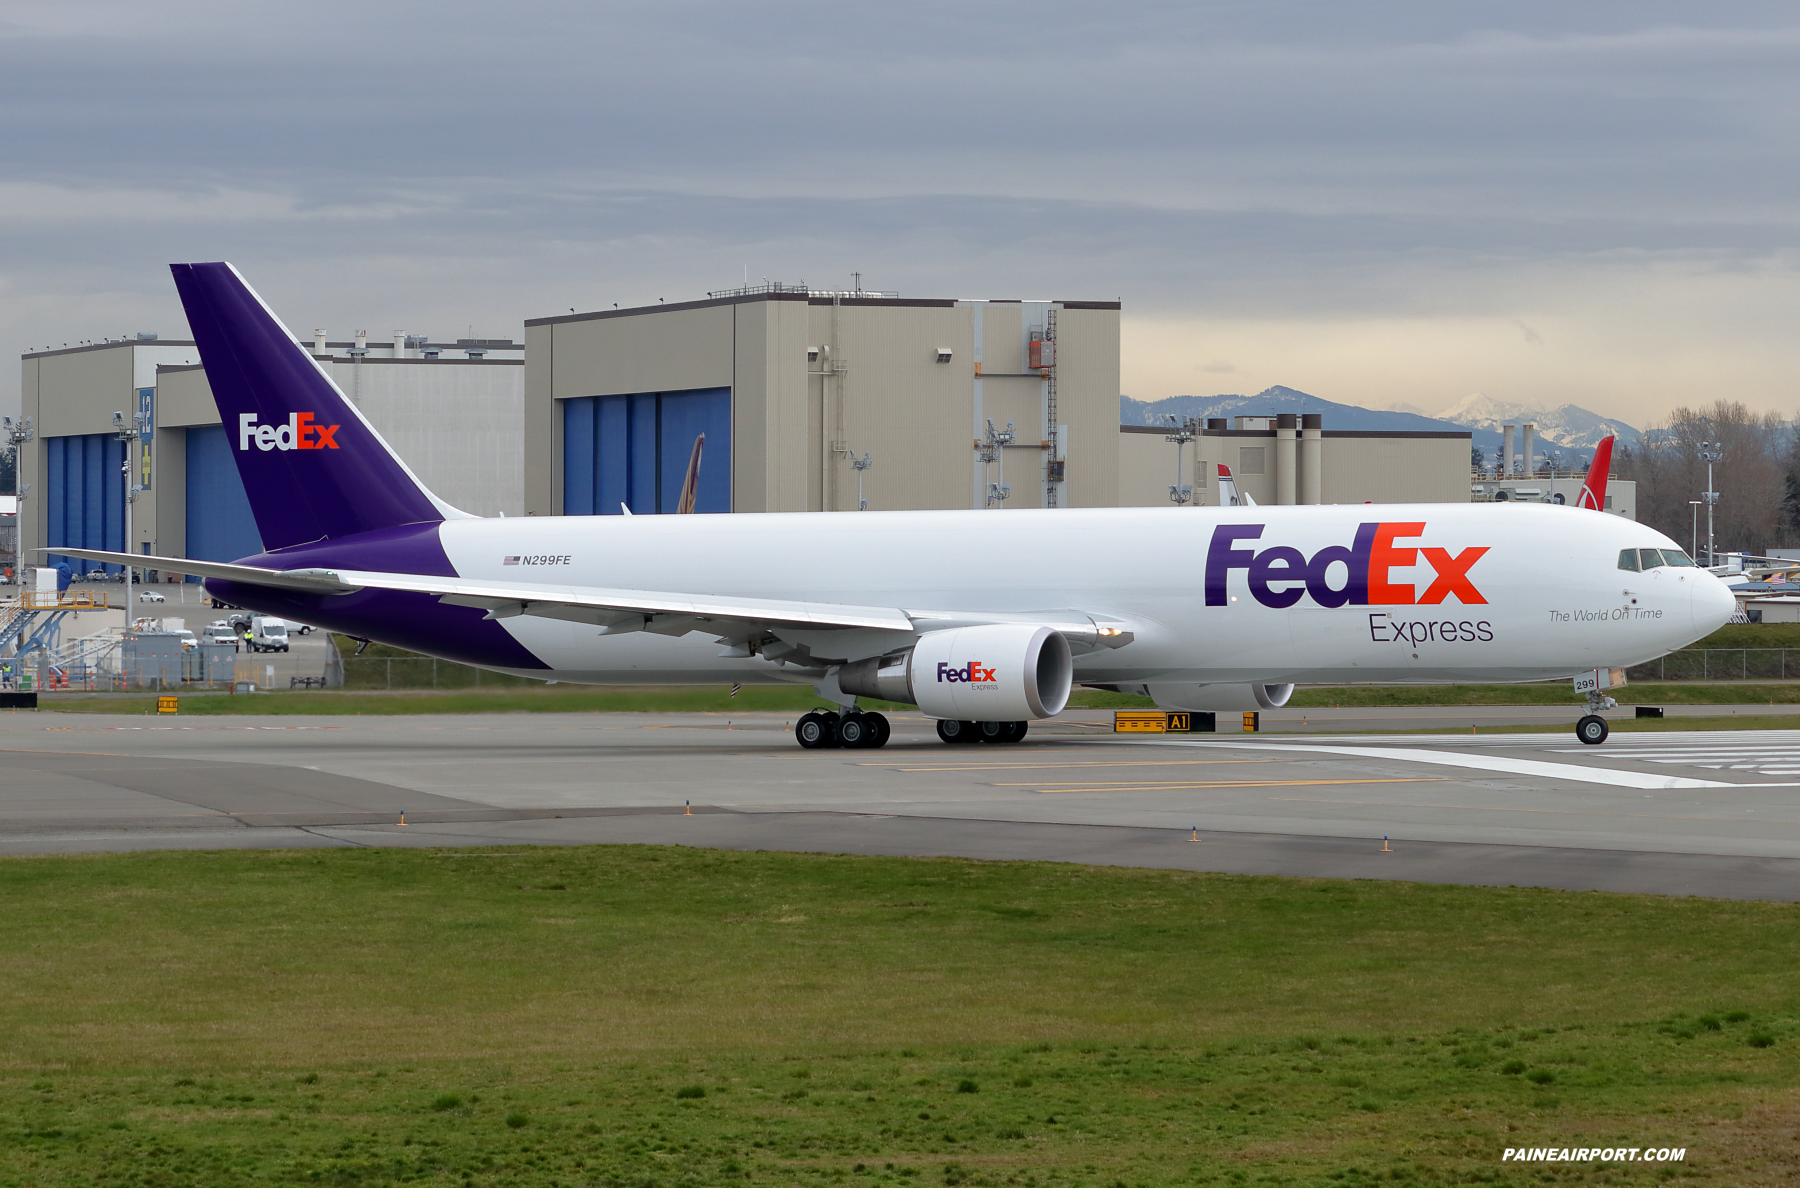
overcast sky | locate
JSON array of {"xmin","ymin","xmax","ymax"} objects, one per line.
[{"xmin": 5, "ymin": 1, "xmax": 1799, "ymax": 425}]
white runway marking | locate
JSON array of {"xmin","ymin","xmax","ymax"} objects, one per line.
[
  {"xmin": 1550, "ymin": 731, "xmax": 1800, "ymax": 776},
  {"xmin": 1145, "ymin": 740, "xmax": 1785, "ymax": 790}
]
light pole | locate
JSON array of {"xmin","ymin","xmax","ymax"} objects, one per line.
[
  {"xmin": 850, "ymin": 450, "xmax": 873, "ymax": 511},
  {"xmin": 980, "ymin": 419, "xmax": 1014, "ymax": 507},
  {"xmin": 1689, "ymin": 500, "xmax": 1703, "ymax": 563},
  {"xmin": 1698, "ymin": 441, "xmax": 1723, "ymax": 567},
  {"xmin": 3, "ymin": 416, "xmax": 33, "ymax": 587},
  {"xmin": 111, "ymin": 411, "xmax": 145, "ymax": 614},
  {"xmin": 1164, "ymin": 415, "xmax": 1197, "ymax": 505}
]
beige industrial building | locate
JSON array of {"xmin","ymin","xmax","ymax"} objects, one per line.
[
  {"xmin": 18, "ymin": 283, "xmax": 1529, "ymax": 579},
  {"xmin": 1118, "ymin": 414, "xmax": 1473, "ymax": 506},
  {"xmin": 524, "ymin": 287, "xmax": 1122, "ymax": 515},
  {"xmin": 18, "ymin": 334, "xmax": 523, "ymax": 576}
]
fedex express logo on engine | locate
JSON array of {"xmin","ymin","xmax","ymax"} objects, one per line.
[
  {"xmin": 1207, "ymin": 522, "xmax": 1488, "ymax": 609},
  {"xmin": 238, "ymin": 412, "xmax": 340, "ymax": 452},
  {"xmin": 937, "ymin": 661, "xmax": 997, "ymax": 683}
]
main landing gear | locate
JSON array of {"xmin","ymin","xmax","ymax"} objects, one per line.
[
  {"xmin": 795, "ymin": 709, "xmax": 891, "ymax": 750},
  {"xmin": 936, "ymin": 719, "xmax": 1028, "ymax": 745}
]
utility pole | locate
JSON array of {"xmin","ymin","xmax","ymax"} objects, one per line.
[
  {"xmin": 1164, "ymin": 415, "xmax": 1198, "ymax": 505},
  {"xmin": 1698, "ymin": 441, "xmax": 1723, "ymax": 566}
]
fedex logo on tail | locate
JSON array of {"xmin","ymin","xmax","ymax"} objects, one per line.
[
  {"xmin": 238, "ymin": 412, "xmax": 340, "ymax": 452},
  {"xmin": 938, "ymin": 661, "xmax": 997, "ymax": 683},
  {"xmin": 1207, "ymin": 522, "xmax": 1488, "ymax": 609}
]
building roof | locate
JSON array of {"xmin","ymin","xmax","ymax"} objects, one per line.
[{"xmin": 526, "ymin": 293, "xmax": 1121, "ymax": 329}]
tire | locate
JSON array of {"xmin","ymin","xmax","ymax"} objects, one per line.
[
  {"xmin": 796, "ymin": 712, "xmax": 839, "ymax": 749},
  {"xmin": 936, "ymin": 718, "xmax": 980, "ymax": 745},
  {"xmin": 979, "ymin": 720, "xmax": 1025, "ymax": 744},
  {"xmin": 865, "ymin": 712, "xmax": 891, "ymax": 748},
  {"xmin": 838, "ymin": 713, "xmax": 872, "ymax": 748},
  {"xmin": 1576, "ymin": 714, "xmax": 1609, "ymax": 745},
  {"xmin": 1006, "ymin": 720, "xmax": 1028, "ymax": 744}
]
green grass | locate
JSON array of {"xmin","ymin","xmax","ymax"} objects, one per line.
[
  {"xmin": 1694, "ymin": 622, "xmax": 1800, "ymax": 649},
  {"xmin": 42, "ymin": 681, "xmax": 1800, "ymax": 717},
  {"xmin": 0, "ymin": 845, "xmax": 1796, "ymax": 1185},
  {"xmin": 39, "ymin": 686, "xmax": 1136, "ymax": 716},
  {"xmin": 1289, "ymin": 682, "xmax": 1800, "ymax": 708}
]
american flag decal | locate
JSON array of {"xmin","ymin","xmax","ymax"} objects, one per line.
[{"xmin": 503, "ymin": 556, "xmax": 520, "ymax": 565}]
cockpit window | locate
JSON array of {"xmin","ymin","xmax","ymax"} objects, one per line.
[
  {"xmin": 1661, "ymin": 549, "xmax": 1697, "ymax": 567},
  {"xmin": 1638, "ymin": 548, "xmax": 1666, "ymax": 570},
  {"xmin": 1618, "ymin": 549, "xmax": 1639, "ymax": 571}
]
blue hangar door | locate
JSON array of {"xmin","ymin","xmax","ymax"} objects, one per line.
[
  {"xmin": 44, "ymin": 433, "xmax": 127, "ymax": 574},
  {"xmin": 184, "ymin": 425, "xmax": 263, "ymax": 568},
  {"xmin": 563, "ymin": 387, "xmax": 730, "ymax": 515}
]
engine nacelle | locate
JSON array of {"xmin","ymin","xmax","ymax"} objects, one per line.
[
  {"xmin": 1099, "ymin": 682, "xmax": 1294, "ymax": 712},
  {"xmin": 839, "ymin": 624, "xmax": 1073, "ymax": 720}
]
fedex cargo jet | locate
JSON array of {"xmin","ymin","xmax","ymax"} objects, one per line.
[{"xmin": 52, "ymin": 264, "xmax": 1734, "ymax": 749}]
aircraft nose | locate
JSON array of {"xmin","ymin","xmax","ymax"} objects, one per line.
[{"xmin": 1692, "ymin": 570, "xmax": 1737, "ymax": 634}]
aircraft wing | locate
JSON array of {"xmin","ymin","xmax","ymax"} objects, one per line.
[{"xmin": 41, "ymin": 547, "xmax": 916, "ymax": 635}]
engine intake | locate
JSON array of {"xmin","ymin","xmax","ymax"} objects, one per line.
[{"xmin": 839, "ymin": 624, "xmax": 1073, "ymax": 720}]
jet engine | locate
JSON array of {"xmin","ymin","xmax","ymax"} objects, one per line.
[
  {"xmin": 1097, "ymin": 682, "xmax": 1294, "ymax": 712},
  {"xmin": 839, "ymin": 624, "xmax": 1073, "ymax": 720}
]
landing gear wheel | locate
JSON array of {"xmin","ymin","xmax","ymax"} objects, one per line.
[
  {"xmin": 1575, "ymin": 714, "xmax": 1610, "ymax": 745},
  {"xmin": 978, "ymin": 720, "xmax": 1027, "ymax": 744},
  {"xmin": 838, "ymin": 713, "xmax": 875, "ymax": 748},
  {"xmin": 936, "ymin": 719, "xmax": 981, "ymax": 745},
  {"xmin": 864, "ymin": 712, "xmax": 891, "ymax": 748},
  {"xmin": 796, "ymin": 712, "xmax": 840, "ymax": 749}
]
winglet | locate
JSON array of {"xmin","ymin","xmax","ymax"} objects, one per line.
[{"xmin": 1577, "ymin": 435, "xmax": 1615, "ymax": 511}]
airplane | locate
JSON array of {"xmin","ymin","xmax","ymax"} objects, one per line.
[{"xmin": 48, "ymin": 263, "xmax": 1737, "ymax": 749}]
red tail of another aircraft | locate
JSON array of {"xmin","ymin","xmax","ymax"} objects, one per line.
[{"xmin": 1577, "ymin": 435, "xmax": 1615, "ymax": 511}]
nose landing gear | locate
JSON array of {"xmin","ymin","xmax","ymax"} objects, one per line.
[
  {"xmin": 795, "ymin": 709, "xmax": 891, "ymax": 749},
  {"xmin": 1575, "ymin": 688, "xmax": 1617, "ymax": 745}
]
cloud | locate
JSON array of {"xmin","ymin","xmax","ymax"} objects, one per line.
[{"xmin": 5, "ymin": 2, "xmax": 1800, "ymax": 423}]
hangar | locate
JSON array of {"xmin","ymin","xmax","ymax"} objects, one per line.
[
  {"xmin": 15, "ymin": 283, "xmax": 1501, "ymax": 581},
  {"xmin": 17, "ymin": 333, "xmax": 522, "ymax": 576}
]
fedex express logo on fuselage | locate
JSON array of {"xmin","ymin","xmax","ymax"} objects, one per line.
[
  {"xmin": 237, "ymin": 412, "xmax": 340, "ymax": 452},
  {"xmin": 937, "ymin": 661, "xmax": 997, "ymax": 683},
  {"xmin": 1207, "ymin": 522, "xmax": 1488, "ymax": 609}
]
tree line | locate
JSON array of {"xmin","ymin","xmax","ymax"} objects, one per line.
[{"xmin": 1612, "ymin": 401, "xmax": 1798, "ymax": 560}]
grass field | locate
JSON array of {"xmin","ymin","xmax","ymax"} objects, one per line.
[
  {"xmin": 1, "ymin": 845, "xmax": 1796, "ymax": 1186},
  {"xmin": 39, "ymin": 680, "xmax": 1800, "ymax": 716}
]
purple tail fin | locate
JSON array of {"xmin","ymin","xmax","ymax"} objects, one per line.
[{"xmin": 171, "ymin": 262, "xmax": 452, "ymax": 552}]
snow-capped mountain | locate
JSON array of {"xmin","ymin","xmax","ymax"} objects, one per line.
[
  {"xmin": 1120, "ymin": 387, "xmax": 1639, "ymax": 462},
  {"xmin": 1434, "ymin": 393, "xmax": 1641, "ymax": 450}
]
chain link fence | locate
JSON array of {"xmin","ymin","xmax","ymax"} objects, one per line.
[{"xmin": 1626, "ymin": 649, "xmax": 1800, "ymax": 681}]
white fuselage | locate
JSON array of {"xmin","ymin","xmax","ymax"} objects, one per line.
[{"xmin": 432, "ymin": 502, "xmax": 1734, "ymax": 689}]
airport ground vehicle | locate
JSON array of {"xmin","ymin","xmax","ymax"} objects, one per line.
[
  {"xmin": 248, "ymin": 619, "xmax": 289, "ymax": 653},
  {"xmin": 203, "ymin": 624, "xmax": 239, "ymax": 651},
  {"xmin": 53, "ymin": 263, "xmax": 1736, "ymax": 749},
  {"xmin": 138, "ymin": 590, "xmax": 166, "ymax": 603}
]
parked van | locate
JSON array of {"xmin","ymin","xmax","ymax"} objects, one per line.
[
  {"xmin": 248, "ymin": 619, "xmax": 290, "ymax": 653},
  {"xmin": 203, "ymin": 624, "xmax": 239, "ymax": 651}
]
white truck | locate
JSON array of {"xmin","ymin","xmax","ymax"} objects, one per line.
[{"xmin": 247, "ymin": 618, "xmax": 290, "ymax": 653}]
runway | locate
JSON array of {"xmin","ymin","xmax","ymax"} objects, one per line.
[{"xmin": 7, "ymin": 706, "xmax": 1800, "ymax": 900}]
